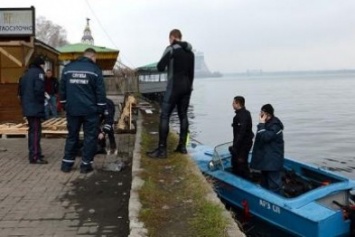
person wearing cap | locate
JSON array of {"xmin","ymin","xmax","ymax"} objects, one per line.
[
  {"xmin": 19, "ymin": 56, "xmax": 48, "ymax": 164},
  {"xmin": 250, "ymin": 104, "xmax": 284, "ymax": 194},
  {"xmin": 59, "ymin": 48, "xmax": 106, "ymax": 174},
  {"xmin": 229, "ymin": 96, "xmax": 254, "ymax": 178}
]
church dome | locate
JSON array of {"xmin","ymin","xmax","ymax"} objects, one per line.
[{"xmin": 81, "ymin": 18, "xmax": 94, "ymax": 45}]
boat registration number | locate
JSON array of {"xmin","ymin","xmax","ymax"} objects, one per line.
[{"xmin": 259, "ymin": 199, "xmax": 281, "ymax": 214}]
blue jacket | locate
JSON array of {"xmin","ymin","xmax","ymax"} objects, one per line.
[
  {"xmin": 250, "ymin": 116, "xmax": 284, "ymax": 171},
  {"xmin": 19, "ymin": 65, "xmax": 45, "ymax": 117},
  {"xmin": 60, "ymin": 57, "xmax": 106, "ymax": 116}
]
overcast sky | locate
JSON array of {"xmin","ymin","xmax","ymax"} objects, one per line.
[{"xmin": 3, "ymin": 0, "xmax": 355, "ymax": 73}]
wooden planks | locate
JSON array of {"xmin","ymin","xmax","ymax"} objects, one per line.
[
  {"xmin": 42, "ymin": 118, "xmax": 67, "ymax": 131},
  {"xmin": 0, "ymin": 118, "xmax": 73, "ymax": 139},
  {"xmin": 0, "ymin": 122, "xmax": 28, "ymax": 134}
]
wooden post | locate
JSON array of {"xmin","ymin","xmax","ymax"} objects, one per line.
[{"xmin": 129, "ymin": 102, "xmax": 132, "ymax": 130}]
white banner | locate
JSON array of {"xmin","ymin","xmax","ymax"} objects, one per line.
[{"xmin": 0, "ymin": 8, "xmax": 34, "ymax": 36}]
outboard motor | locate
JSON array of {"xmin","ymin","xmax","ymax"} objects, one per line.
[{"xmin": 333, "ymin": 200, "xmax": 355, "ymax": 235}]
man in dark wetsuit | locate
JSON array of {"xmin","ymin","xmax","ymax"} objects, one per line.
[
  {"xmin": 146, "ymin": 29, "xmax": 195, "ymax": 159},
  {"xmin": 60, "ymin": 48, "xmax": 106, "ymax": 173},
  {"xmin": 229, "ymin": 96, "xmax": 254, "ymax": 178}
]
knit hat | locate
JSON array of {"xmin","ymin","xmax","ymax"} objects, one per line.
[
  {"xmin": 261, "ymin": 104, "xmax": 274, "ymax": 116},
  {"xmin": 32, "ymin": 56, "xmax": 45, "ymax": 66}
]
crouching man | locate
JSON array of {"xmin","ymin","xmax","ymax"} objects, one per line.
[{"xmin": 97, "ymin": 98, "xmax": 117, "ymax": 154}]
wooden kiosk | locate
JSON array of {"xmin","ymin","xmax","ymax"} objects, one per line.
[{"xmin": 0, "ymin": 7, "xmax": 60, "ymax": 123}]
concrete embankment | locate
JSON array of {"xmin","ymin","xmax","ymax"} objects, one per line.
[{"xmin": 128, "ymin": 111, "xmax": 245, "ymax": 237}]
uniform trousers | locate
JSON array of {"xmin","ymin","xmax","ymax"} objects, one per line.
[
  {"xmin": 62, "ymin": 113, "xmax": 99, "ymax": 169},
  {"xmin": 27, "ymin": 116, "xmax": 43, "ymax": 161}
]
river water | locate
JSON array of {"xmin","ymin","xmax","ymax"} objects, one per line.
[
  {"xmin": 181, "ymin": 72, "xmax": 355, "ymax": 178},
  {"xmin": 170, "ymin": 72, "xmax": 355, "ymax": 236}
]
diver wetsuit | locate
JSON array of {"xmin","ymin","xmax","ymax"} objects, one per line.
[{"xmin": 156, "ymin": 40, "xmax": 195, "ymax": 150}]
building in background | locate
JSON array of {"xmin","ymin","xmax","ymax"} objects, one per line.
[
  {"xmin": 194, "ymin": 51, "xmax": 222, "ymax": 78},
  {"xmin": 81, "ymin": 18, "xmax": 94, "ymax": 45},
  {"xmin": 0, "ymin": 7, "xmax": 60, "ymax": 123},
  {"xmin": 57, "ymin": 19, "xmax": 121, "ymax": 94}
]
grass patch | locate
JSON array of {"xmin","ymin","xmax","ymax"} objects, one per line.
[{"xmin": 138, "ymin": 111, "xmax": 232, "ymax": 237}]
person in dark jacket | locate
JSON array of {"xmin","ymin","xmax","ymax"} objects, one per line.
[
  {"xmin": 44, "ymin": 69, "xmax": 59, "ymax": 119},
  {"xmin": 60, "ymin": 48, "xmax": 106, "ymax": 173},
  {"xmin": 97, "ymin": 98, "xmax": 117, "ymax": 154},
  {"xmin": 250, "ymin": 104, "xmax": 284, "ymax": 194},
  {"xmin": 229, "ymin": 96, "xmax": 254, "ymax": 178},
  {"xmin": 19, "ymin": 56, "xmax": 48, "ymax": 164},
  {"xmin": 146, "ymin": 29, "xmax": 195, "ymax": 159}
]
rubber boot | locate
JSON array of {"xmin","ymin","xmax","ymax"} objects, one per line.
[
  {"xmin": 146, "ymin": 146, "xmax": 167, "ymax": 159},
  {"xmin": 174, "ymin": 135, "xmax": 188, "ymax": 154},
  {"xmin": 174, "ymin": 144, "xmax": 187, "ymax": 154}
]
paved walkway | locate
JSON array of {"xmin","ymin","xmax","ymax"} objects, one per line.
[
  {"xmin": 0, "ymin": 109, "xmax": 243, "ymax": 237},
  {"xmin": 0, "ymin": 133, "xmax": 134, "ymax": 237}
]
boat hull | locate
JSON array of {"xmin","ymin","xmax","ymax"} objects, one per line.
[{"xmin": 189, "ymin": 143, "xmax": 354, "ymax": 237}]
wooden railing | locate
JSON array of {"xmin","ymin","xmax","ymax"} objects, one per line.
[{"xmin": 105, "ymin": 68, "xmax": 139, "ymax": 95}]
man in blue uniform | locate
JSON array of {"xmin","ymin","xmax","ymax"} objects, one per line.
[
  {"xmin": 146, "ymin": 29, "xmax": 195, "ymax": 159},
  {"xmin": 19, "ymin": 56, "xmax": 48, "ymax": 164},
  {"xmin": 97, "ymin": 98, "xmax": 117, "ymax": 154},
  {"xmin": 60, "ymin": 48, "xmax": 106, "ymax": 173},
  {"xmin": 250, "ymin": 104, "xmax": 284, "ymax": 194}
]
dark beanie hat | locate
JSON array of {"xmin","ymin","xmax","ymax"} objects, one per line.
[
  {"xmin": 32, "ymin": 56, "xmax": 45, "ymax": 66},
  {"xmin": 261, "ymin": 104, "xmax": 274, "ymax": 116}
]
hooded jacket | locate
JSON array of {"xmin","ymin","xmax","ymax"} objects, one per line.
[
  {"xmin": 60, "ymin": 56, "xmax": 106, "ymax": 116},
  {"xmin": 19, "ymin": 64, "xmax": 45, "ymax": 117},
  {"xmin": 157, "ymin": 41, "xmax": 194, "ymax": 100},
  {"xmin": 250, "ymin": 116, "xmax": 284, "ymax": 171}
]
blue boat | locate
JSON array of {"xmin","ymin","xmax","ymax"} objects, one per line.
[{"xmin": 189, "ymin": 142, "xmax": 355, "ymax": 237}]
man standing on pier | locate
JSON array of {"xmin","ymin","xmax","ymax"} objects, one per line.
[
  {"xmin": 60, "ymin": 48, "xmax": 106, "ymax": 173},
  {"xmin": 19, "ymin": 56, "xmax": 48, "ymax": 164},
  {"xmin": 146, "ymin": 29, "xmax": 195, "ymax": 159}
]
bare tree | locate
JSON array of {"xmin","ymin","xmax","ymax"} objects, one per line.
[{"xmin": 36, "ymin": 16, "xmax": 69, "ymax": 48}]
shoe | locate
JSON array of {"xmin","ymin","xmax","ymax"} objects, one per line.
[
  {"xmin": 174, "ymin": 144, "xmax": 187, "ymax": 154},
  {"xmin": 30, "ymin": 159, "xmax": 48, "ymax": 164},
  {"xmin": 80, "ymin": 166, "xmax": 94, "ymax": 174},
  {"xmin": 146, "ymin": 147, "xmax": 167, "ymax": 159},
  {"xmin": 61, "ymin": 166, "xmax": 72, "ymax": 173}
]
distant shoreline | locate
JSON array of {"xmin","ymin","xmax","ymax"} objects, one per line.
[{"xmin": 223, "ymin": 69, "xmax": 355, "ymax": 77}]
